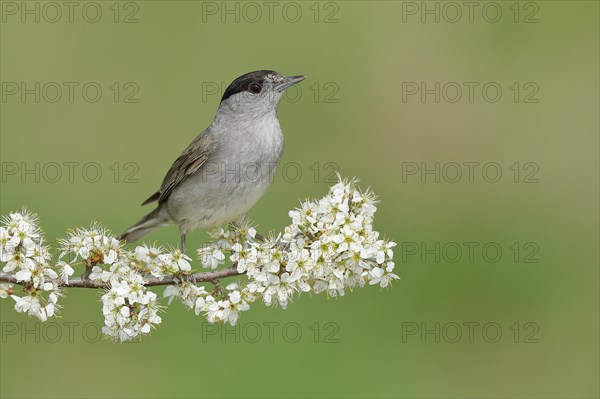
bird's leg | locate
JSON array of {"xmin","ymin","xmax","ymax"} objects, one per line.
[
  {"xmin": 229, "ymin": 214, "xmax": 249, "ymax": 234},
  {"xmin": 179, "ymin": 225, "xmax": 187, "ymax": 255},
  {"xmin": 229, "ymin": 219, "xmax": 241, "ymax": 231},
  {"xmin": 178, "ymin": 225, "xmax": 195, "ymax": 283}
]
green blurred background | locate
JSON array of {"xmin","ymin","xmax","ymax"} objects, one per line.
[{"xmin": 1, "ymin": 1, "xmax": 598, "ymax": 398}]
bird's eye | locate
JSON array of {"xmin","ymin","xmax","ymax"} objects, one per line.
[{"xmin": 248, "ymin": 83, "xmax": 262, "ymax": 94}]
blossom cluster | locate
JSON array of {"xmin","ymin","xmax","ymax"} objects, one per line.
[
  {"xmin": 0, "ymin": 177, "xmax": 398, "ymax": 342},
  {"xmin": 163, "ymin": 281, "xmax": 254, "ymax": 325},
  {"xmin": 58, "ymin": 228, "xmax": 167, "ymax": 342},
  {"xmin": 0, "ymin": 210, "xmax": 66, "ymax": 321},
  {"xmin": 195, "ymin": 176, "xmax": 398, "ymax": 315}
]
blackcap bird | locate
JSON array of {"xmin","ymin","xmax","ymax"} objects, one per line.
[{"xmin": 119, "ymin": 70, "xmax": 305, "ymax": 253}]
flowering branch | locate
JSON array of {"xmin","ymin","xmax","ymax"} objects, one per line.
[
  {"xmin": 0, "ymin": 266, "xmax": 240, "ymax": 289},
  {"xmin": 0, "ymin": 176, "xmax": 398, "ymax": 342}
]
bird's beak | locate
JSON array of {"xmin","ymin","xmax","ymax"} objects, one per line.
[{"xmin": 276, "ymin": 75, "xmax": 305, "ymax": 91}]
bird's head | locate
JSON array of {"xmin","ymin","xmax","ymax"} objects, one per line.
[{"xmin": 218, "ymin": 70, "xmax": 305, "ymax": 117}]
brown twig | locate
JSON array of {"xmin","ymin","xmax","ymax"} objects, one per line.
[{"xmin": 0, "ymin": 267, "xmax": 241, "ymax": 289}]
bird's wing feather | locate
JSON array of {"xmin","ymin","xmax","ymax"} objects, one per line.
[
  {"xmin": 141, "ymin": 191, "xmax": 160, "ymax": 206},
  {"xmin": 141, "ymin": 131, "xmax": 214, "ymax": 206}
]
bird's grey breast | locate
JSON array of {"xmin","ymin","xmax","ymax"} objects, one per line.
[{"xmin": 214, "ymin": 111, "xmax": 284, "ymax": 179}]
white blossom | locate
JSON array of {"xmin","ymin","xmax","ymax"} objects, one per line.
[
  {"xmin": 57, "ymin": 261, "xmax": 75, "ymax": 283},
  {"xmin": 0, "ymin": 283, "xmax": 13, "ymax": 298},
  {"xmin": 59, "ymin": 223, "xmax": 123, "ymax": 266},
  {"xmin": 198, "ymin": 244, "xmax": 226, "ymax": 269},
  {"xmin": 100, "ymin": 277, "xmax": 162, "ymax": 342},
  {"xmin": 0, "ymin": 209, "xmax": 65, "ymax": 320}
]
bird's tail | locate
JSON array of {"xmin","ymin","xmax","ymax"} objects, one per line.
[{"xmin": 118, "ymin": 207, "xmax": 170, "ymax": 243}]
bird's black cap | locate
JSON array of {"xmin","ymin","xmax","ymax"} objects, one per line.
[{"xmin": 221, "ymin": 70, "xmax": 276, "ymax": 102}]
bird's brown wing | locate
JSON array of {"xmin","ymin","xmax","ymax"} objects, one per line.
[{"xmin": 141, "ymin": 132, "xmax": 214, "ymax": 206}]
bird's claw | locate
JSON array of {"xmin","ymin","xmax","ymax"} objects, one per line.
[{"xmin": 180, "ymin": 273, "xmax": 196, "ymax": 284}]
